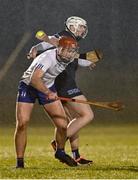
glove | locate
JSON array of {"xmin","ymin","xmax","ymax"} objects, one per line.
[{"xmin": 86, "ymin": 49, "xmax": 103, "ymax": 63}]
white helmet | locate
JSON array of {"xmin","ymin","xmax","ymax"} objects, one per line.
[{"xmin": 65, "ymin": 16, "xmax": 88, "ymax": 39}]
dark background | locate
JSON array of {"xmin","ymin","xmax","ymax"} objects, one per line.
[{"xmin": 0, "ymin": 0, "xmax": 137, "ymax": 125}]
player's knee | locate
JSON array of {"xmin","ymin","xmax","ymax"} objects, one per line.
[
  {"xmin": 16, "ymin": 117, "xmax": 29, "ymax": 131},
  {"xmin": 57, "ymin": 121, "xmax": 68, "ymax": 132},
  {"xmin": 83, "ymin": 110, "xmax": 94, "ymax": 123},
  {"xmin": 16, "ymin": 122, "xmax": 27, "ymax": 131},
  {"xmin": 61, "ymin": 123, "xmax": 68, "ymax": 132},
  {"xmin": 87, "ymin": 110, "xmax": 94, "ymax": 122}
]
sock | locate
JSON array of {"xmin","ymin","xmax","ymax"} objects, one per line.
[
  {"xmin": 72, "ymin": 149, "xmax": 80, "ymax": 160},
  {"xmin": 56, "ymin": 148, "xmax": 65, "ymax": 155},
  {"xmin": 16, "ymin": 158, "xmax": 24, "ymax": 168}
]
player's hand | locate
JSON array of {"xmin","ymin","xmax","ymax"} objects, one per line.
[
  {"xmin": 86, "ymin": 49, "xmax": 103, "ymax": 63},
  {"xmin": 27, "ymin": 47, "xmax": 37, "ymax": 60},
  {"xmin": 46, "ymin": 91, "xmax": 58, "ymax": 100}
]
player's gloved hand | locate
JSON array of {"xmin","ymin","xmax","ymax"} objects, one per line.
[
  {"xmin": 27, "ymin": 47, "xmax": 37, "ymax": 60},
  {"xmin": 86, "ymin": 49, "xmax": 103, "ymax": 63}
]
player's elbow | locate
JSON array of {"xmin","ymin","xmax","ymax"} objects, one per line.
[{"xmin": 30, "ymin": 76, "xmax": 37, "ymax": 86}]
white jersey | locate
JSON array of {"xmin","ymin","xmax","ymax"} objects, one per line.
[{"xmin": 21, "ymin": 48, "xmax": 71, "ymax": 88}]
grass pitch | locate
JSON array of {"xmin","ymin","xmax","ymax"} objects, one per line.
[{"xmin": 0, "ymin": 123, "xmax": 138, "ymax": 179}]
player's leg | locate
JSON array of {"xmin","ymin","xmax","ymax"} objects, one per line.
[
  {"xmin": 63, "ymin": 105, "xmax": 79, "ymax": 151},
  {"xmin": 44, "ymin": 100, "xmax": 67, "ymax": 149},
  {"xmin": 15, "ymin": 81, "xmax": 36, "ymax": 168},
  {"xmin": 15, "ymin": 102, "xmax": 34, "ymax": 168},
  {"xmin": 51, "ymin": 103, "xmax": 79, "ymax": 152},
  {"xmin": 51, "ymin": 102, "xmax": 93, "ymax": 165},
  {"xmin": 43, "ymin": 100, "xmax": 77, "ymax": 166},
  {"xmin": 66, "ymin": 95, "xmax": 94, "ymax": 138},
  {"xmin": 64, "ymin": 104, "xmax": 93, "ymax": 165}
]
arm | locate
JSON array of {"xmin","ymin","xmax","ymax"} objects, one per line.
[
  {"xmin": 30, "ymin": 68, "xmax": 57, "ymax": 100},
  {"xmin": 30, "ymin": 52, "xmax": 58, "ymax": 99},
  {"xmin": 27, "ymin": 41, "xmax": 54, "ymax": 59},
  {"xmin": 31, "ymin": 68, "xmax": 50, "ymax": 94},
  {"xmin": 35, "ymin": 30, "xmax": 59, "ymax": 47},
  {"xmin": 27, "ymin": 30, "xmax": 59, "ymax": 60},
  {"xmin": 34, "ymin": 30, "xmax": 59, "ymax": 51},
  {"xmin": 78, "ymin": 58, "xmax": 92, "ymax": 67}
]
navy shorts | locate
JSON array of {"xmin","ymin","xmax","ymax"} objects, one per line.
[{"xmin": 17, "ymin": 81, "xmax": 56, "ymax": 105}]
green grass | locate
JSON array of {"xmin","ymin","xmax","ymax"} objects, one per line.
[{"xmin": 0, "ymin": 123, "xmax": 138, "ymax": 179}]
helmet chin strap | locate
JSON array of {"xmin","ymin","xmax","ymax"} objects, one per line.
[{"xmin": 75, "ymin": 36, "xmax": 82, "ymax": 41}]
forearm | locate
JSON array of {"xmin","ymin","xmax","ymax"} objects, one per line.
[
  {"xmin": 78, "ymin": 58, "xmax": 92, "ymax": 67},
  {"xmin": 30, "ymin": 76, "xmax": 49, "ymax": 94},
  {"xmin": 28, "ymin": 42, "xmax": 54, "ymax": 59},
  {"xmin": 31, "ymin": 42, "xmax": 53, "ymax": 52},
  {"xmin": 35, "ymin": 31, "xmax": 58, "ymax": 47},
  {"xmin": 30, "ymin": 43, "xmax": 43, "ymax": 52}
]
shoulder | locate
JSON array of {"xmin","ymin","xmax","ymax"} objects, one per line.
[{"xmin": 36, "ymin": 49, "xmax": 56, "ymax": 64}]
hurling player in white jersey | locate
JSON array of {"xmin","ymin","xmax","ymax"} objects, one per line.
[{"xmin": 15, "ymin": 36, "xmax": 80, "ymax": 168}]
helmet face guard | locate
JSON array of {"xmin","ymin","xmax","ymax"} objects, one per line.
[
  {"xmin": 57, "ymin": 36, "xmax": 79, "ymax": 63},
  {"xmin": 65, "ymin": 16, "xmax": 88, "ymax": 39}
]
